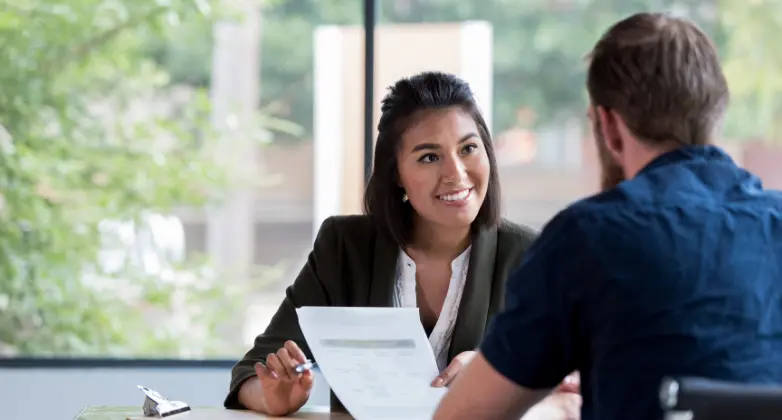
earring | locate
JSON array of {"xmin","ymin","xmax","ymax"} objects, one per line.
[{"xmin": 402, "ymin": 193, "xmax": 408, "ymax": 202}]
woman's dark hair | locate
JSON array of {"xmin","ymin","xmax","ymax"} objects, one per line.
[{"xmin": 362, "ymin": 71, "xmax": 501, "ymax": 246}]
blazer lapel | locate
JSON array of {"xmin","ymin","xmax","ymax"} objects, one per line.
[
  {"xmin": 368, "ymin": 230, "xmax": 398, "ymax": 307},
  {"xmin": 448, "ymin": 227, "xmax": 497, "ymax": 361}
]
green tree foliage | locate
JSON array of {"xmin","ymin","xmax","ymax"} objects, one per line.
[
  {"xmin": 716, "ymin": 0, "xmax": 782, "ymax": 142},
  {"xmin": 0, "ymin": 0, "xmax": 245, "ymax": 357}
]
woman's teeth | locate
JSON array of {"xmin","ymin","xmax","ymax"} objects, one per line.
[{"xmin": 439, "ymin": 189, "xmax": 471, "ymax": 202}]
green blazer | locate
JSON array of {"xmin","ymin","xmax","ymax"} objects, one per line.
[{"xmin": 224, "ymin": 214, "xmax": 538, "ymax": 411}]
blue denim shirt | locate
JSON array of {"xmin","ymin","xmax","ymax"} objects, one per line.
[{"xmin": 481, "ymin": 146, "xmax": 782, "ymax": 420}]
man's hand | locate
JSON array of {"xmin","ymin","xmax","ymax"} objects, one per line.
[
  {"xmin": 555, "ymin": 371, "xmax": 580, "ymax": 394},
  {"xmin": 432, "ymin": 353, "xmax": 578, "ymax": 420},
  {"xmin": 521, "ymin": 392, "xmax": 582, "ymax": 420},
  {"xmin": 431, "ymin": 351, "xmax": 476, "ymax": 387},
  {"xmin": 521, "ymin": 371, "xmax": 581, "ymax": 420}
]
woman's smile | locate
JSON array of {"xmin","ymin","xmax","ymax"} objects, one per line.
[{"xmin": 436, "ymin": 188, "xmax": 474, "ymax": 207}]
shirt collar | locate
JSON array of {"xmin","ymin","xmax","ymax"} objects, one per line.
[{"xmin": 638, "ymin": 145, "xmax": 734, "ymax": 176}]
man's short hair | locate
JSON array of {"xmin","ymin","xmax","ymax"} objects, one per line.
[{"xmin": 586, "ymin": 12, "xmax": 729, "ymax": 146}]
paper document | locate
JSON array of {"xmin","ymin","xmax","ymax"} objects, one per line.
[{"xmin": 296, "ymin": 307, "xmax": 447, "ymax": 420}]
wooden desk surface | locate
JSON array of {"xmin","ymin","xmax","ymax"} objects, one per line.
[{"xmin": 75, "ymin": 406, "xmax": 353, "ymax": 420}]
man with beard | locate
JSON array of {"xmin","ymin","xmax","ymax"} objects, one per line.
[{"xmin": 433, "ymin": 12, "xmax": 782, "ymax": 420}]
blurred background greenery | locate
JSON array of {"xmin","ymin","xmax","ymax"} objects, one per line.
[{"xmin": 1, "ymin": 0, "xmax": 780, "ymax": 359}]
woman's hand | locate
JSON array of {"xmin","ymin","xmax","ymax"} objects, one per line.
[
  {"xmin": 431, "ymin": 351, "xmax": 476, "ymax": 387},
  {"xmin": 250, "ymin": 340, "xmax": 314, "ymax": 416}
]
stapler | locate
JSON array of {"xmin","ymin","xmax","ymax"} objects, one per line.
[{"xmin": 137, "ymin": 385, "xmax": 192, "ymax": 417}]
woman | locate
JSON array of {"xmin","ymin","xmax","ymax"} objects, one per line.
[{"xmin": 224, "ymin": 71, "xmax": 579, "ymax": 417}]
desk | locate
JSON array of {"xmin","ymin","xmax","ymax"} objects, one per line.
[{"xmin": 75, "ymin": 406, "xmax": 354, "ymax": 420}]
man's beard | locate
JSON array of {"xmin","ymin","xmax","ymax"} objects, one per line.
[{"xmin": 593, "ymin": 124, "xmax": 625, "ymax": 191}]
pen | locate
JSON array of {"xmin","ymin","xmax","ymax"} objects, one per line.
[{"xmin": 294, "ymin": 360, "xmax": 317, "ymax": 374}]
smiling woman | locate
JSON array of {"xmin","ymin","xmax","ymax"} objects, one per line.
[
  {"xmin": 224, "ymin": 71, "xmax": 582, "ymax": 417},
  {"xmin": 365, "ymin": 72, "xmax": 500, "ymax": 248},
  {"xmin": 396, "ymin": 108, "xmax": 491, "ymax": 238}
]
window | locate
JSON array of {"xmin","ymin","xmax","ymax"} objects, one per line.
[
  {"xmin": 0, "ymin": 0, "xmax": 360, "ymax": 360},
  {"xmin": 2, "ymin": 0, "xmax": 781, "ymax": 360},
  {"xmin": 377, "ymin": 0, "xmax": 782, "ymax": 229}
]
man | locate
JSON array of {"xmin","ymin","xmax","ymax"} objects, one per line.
[{"xmin": 434, "ymin": 12, "xmax": 782, "ymax": 420}]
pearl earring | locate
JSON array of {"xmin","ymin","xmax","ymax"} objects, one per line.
[{"xmin": 402, "ymin": 193, "xmax": 408, "ymax": 202}]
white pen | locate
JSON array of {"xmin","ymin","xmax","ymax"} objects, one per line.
[{"xmin": 294, "ymin": 359, "xmax": 317, "ymax": 374}]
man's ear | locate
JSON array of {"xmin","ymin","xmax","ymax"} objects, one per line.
[{"xmin": 595, "ymin": 106, "xmax": 623, "ymax": 161}]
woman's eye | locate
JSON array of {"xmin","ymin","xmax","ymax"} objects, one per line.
[
  {"xmin": 418, "ymin": 153, "xmax": 438, "ymax": 163},
  {"xmin": 462, "ymin": 143, "xmax": 478, "ymax": 154}
]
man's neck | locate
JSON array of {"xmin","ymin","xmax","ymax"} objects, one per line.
[{"xmin": 624, "ymin": 140, "xmax": 681, "ymax": 179}]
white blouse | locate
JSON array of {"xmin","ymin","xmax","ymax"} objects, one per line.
[{"xmin": 391, "ymin": 246, "xmax": 471, "ymax": 372}]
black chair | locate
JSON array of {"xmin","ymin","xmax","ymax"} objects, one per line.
[{"xmin": 660, "ymin": 377, "xmax": 782, "ymax": 420}]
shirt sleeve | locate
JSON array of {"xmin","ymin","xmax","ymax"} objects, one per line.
[{"xmin": 480, "ymin": 211, "xmax": 586, "ymax": 390}]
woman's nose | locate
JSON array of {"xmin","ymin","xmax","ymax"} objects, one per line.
[{"xmin": 441, "ymin": 156, "xmax": 467, "ymax": 183}]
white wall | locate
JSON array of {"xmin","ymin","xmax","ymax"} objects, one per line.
[{"xmin": 0, "ymin": 366, "xmax": 330, "ymax": 420}]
